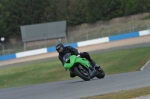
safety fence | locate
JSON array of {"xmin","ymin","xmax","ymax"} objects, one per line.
[
  {"xmin": 1, "ymin": 18, "xmax": 150, "ymax": 55},
  {"xmin": 0, "ymin": 29, "xmax": 149, "ymax": 61}
]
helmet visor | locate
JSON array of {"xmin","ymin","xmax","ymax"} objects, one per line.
[{"xmin": 58, "ymin": 47, "xmax": 63, "ymax": 53}]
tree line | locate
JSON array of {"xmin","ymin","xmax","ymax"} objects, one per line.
[{"xmin": 0, "ymin": 0, "xmax": 150, "ymax": 39}]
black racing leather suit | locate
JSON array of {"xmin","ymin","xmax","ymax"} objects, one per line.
[{"xmin": 58, "ymin": 46, "xmax": 94, "ymax": 67}]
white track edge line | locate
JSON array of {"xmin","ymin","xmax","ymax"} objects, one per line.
[{"xmin": 140, "ymin": 60, "xmax": 150, "ymax": 71}]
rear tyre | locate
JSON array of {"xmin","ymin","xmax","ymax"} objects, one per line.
[
  {"xmin": 74, "ymin": 65, "xmax": 90, "ymax": 81},
  {"xmin": 96, "ymin": 68, "xmax": 105, "ymax": 79}
]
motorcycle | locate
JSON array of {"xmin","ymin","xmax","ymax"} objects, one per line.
[{"xmin": 63, "ymin": 53, "xmax": 105, "ymax": 81}]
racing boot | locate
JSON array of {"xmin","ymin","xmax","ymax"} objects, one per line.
[{"xmin": 70, "ymin": 72, "xmax": 76, "ymax": 78}]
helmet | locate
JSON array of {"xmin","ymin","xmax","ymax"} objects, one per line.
[{"xmin": 56, "ymin": 43, "xmax": 64, "ymax": 53}]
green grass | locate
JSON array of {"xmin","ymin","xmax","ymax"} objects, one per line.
[
  {"xmin": 91, "ymin": 47, "xmax": 150, "ymax": 74},
  {"xmin": 0, "ymin": 47, "xmax": 150, "ymax": 89},
  {"xmin": 0, "ymin": 60, "xmax": 71, "ymax": 88},
  {"xmin": 81, "ymin": 86, "xmax": 150, "ymax": 99}
]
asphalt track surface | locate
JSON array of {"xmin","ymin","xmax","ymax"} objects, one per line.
[
  {"xmin": 0, "ymin": 70, "xmax": 150, "ymax": 99},
  {"xmin": 144, "ymin": 61, "xmax": 150, "ymax": 70},
  {"xmin": 0, "ymin": 42, "xmax": 150, "ymax": 99}
]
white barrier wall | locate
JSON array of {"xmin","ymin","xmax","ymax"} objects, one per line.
[
  {"xmin": 1, "ymin": 29, "xmax": 150, "ymax": 61},
  {"xmin": 77, "ymin": 37, "xmax": 109, "ymax": 47},
  {"xmin": 139, "ymin": 30, "xmax": 150, "ymax": 36},
  {"xmin": 16, "ymin": 48, "xmax": 47, "ymax": 58}
]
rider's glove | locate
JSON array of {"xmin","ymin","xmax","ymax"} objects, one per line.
[{"xmin": 77, "ymin": 54, "xmax": 80, "ymax": 57}]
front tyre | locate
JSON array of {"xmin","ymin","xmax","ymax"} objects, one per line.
[{"xmin": 74, "ymin": 65, "xmax": 90, "ymax": 81}]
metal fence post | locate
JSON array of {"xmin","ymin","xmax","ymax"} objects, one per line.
[
  {"xmin": 128, "ymin": 22, "xmax": 132, "ymax": 32},
  {"xmin": 24, "ymin": 42, "xmax": 26, "ymax": 51},
  {"xmin": 45, "ymin": 39, "xmax": 47, "ymax": 48},
  {"xmin": 101, "ymin": 32, "xmax": 103, "ymax": 37},
  {"xmin": 86, "ymin": 33, "xmax": 89, "ymax": 40},
  {"xmin": 118, "ymin": 29, "xmax": 120, "ymax": 35},
  {"xmin": 147, "ymin": 25, "xmax": 150, "ymax": 30},
  {"xmin": 107, "ymin": 24, "xmax": 110, "ymax": 36},
  {"xmin": 71, "ymin": 37, "xmax": 74, "ymax": 43},
  {"xmin": 44, "ymin": 34, "xmax": 47, "ymax": 47},
  {"xmin": 65, "ymin": 38, "xmax": 68, "ymax": 44},
  {"xmin": 132, "ymin": 26, "xmax": 135, "ymax": 32},
  {"xmin": 147, "ymin": 25, "xmax": 149, "ymax": 30},
  {"xmin": 1, "ymin": 37, "xmax": 5, "ymax": 55},
  {"xmin": 55, "ymin": 39, "xmax": 58, "ymax": 45}
]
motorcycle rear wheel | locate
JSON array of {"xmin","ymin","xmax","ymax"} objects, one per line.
[{"xmin": 96, "ymin": 68, "xmax": 105, "ymax": 79}]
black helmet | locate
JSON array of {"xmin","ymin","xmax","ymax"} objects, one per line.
[{"xmin": 56, "ymin": 43, "xmax": 64, "ymax": 53}]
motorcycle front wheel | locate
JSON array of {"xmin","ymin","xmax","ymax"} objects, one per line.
[{"xmin": 74, "ymin": 65, "xmax": 90, "ymax": 81}]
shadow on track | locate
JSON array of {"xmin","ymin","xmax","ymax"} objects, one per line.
[{"xmin": 65, "ymin": 78, "xmax": 100, "ymax": 84}]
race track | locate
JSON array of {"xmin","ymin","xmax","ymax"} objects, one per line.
[
  {"xmin": 0, "ymin": 70, "xmax": 150, "ymax": 99},
  {"xmin": 0, "ymin": 42, "xmax": 150, "ymax": 99}
]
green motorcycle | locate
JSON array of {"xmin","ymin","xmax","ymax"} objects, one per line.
[{"xmin": 63, "ymin": 53, "xmax": 105, "ymax": 81}]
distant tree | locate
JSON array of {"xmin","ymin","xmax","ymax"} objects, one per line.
[
  {"xmin": 0, "ymin": 0, "xmax": 48, "ymax": 38},
  {"xmin": 0, "ymin": 0, "xmax": 150, "ymax": 38}
]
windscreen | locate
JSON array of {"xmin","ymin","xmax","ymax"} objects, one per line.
[{"xmin": 63, "ymin": 53, "xmax": 71, "ymax": 62}]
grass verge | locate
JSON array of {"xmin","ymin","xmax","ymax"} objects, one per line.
[
  {"xmin": 0, "ymin": 47, "xmax": 150, "ymax": 88},
  {"xmin": 81, "ymin": 86, "xmax": 150, "ymax": 99}
]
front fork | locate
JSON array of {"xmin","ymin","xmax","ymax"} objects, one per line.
[{"xmin": 88, "ymin": 65, "xmax": 97, "ymax": 79}]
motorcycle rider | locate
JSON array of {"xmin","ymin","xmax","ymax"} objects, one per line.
[{"xmin": 56, "ymin": 43, "xmax": 100, "ymax": 78}]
